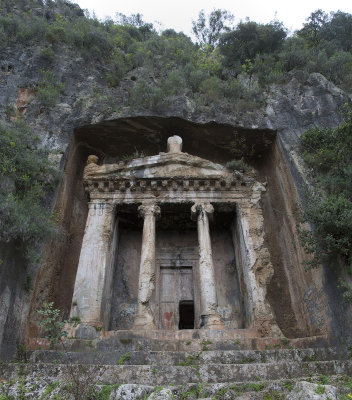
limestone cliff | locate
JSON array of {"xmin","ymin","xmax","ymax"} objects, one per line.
[{"xmin": 0, "ymin": 3, "xmax": 351, "ymax": 361}]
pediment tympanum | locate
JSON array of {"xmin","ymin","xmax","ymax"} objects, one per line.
[
  {"xmin": 83, "ymin": 135, "xmax": 255, "ymax": 199},
  {"xmin": 85, "ymin": 151, "xmax": 230, "ymax": 181}
]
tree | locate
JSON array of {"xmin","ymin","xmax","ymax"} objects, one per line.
[
  {"xmin": 219, "ymin": 20, "xmax": 287, "ymax": 68},
  {"xmin": 297, "ymin": 9, "xmax": 328, "ymax": 47},
  {"xmin": 192, "ymin": 9, "xmax": 233, "ymax": 50},
  {"xmin": 115, "ymin": 12, "xmax": 155, "ymax": 41},
  {"xmin": 320, "ymin": 11, "xmax": 352, "ymax": 52}
]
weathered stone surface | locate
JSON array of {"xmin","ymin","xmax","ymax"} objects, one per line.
[
  {"xmin": 70, "ymin": 202, "xmax": 115, "ymax": 327},
  {"xmin": 148, "ymin": 388, "xmax": 174, "ymax": 399},
  {"xmin": 287, "ymin": 381, "xmax": 337, "ymax": 400},
  {"xmin": 111, "ymin": 384, "xmax": 154, "ymax": 400},
  {"xmin": 73, "ymin": 323, "xmax": 100, "ymax": 340}
]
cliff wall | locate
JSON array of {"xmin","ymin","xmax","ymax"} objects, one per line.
[{"xmin": 0, "ymin": 34, "xmax": 351, "ymax": 359}]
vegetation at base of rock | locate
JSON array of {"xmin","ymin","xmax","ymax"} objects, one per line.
[
  {"xmin": 39, "ymin": 381, "xmax": 60, "ymax": 399},
  {"xmin": 37, "ymin": 302, "xmax": 67, "ymax": 349},
  {"xmin": 0, "ymin": 121, "xmax": 61, "ymax": 263},
  {"xmin": 297, "ymin": 104, "xmax": 352, "ymax": 271}
]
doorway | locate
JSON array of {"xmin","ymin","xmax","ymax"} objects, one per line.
[
  {"xmin": 179, "ymin": 301, "xmax": 195, "ymax": 329},
  {"xmin": 159, "ymin": 266, "xmax": 194, "ymax": 329}
]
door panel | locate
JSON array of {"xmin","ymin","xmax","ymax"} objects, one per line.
[
  {"xmin": 180, "ymin": 269, "xmax": 193, "ymax": 301},
  {"xmin": 159, "ymin": 266, "xmax": 194, "ymax": 329},
  {"xmin": 160, "ymin": 268, "xmax": 177, "ymax": 329},
  {"xmin": 160, "ymin": 301, "xmax": 176, "ymax": 329}
]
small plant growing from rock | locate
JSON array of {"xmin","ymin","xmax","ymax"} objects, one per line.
[
  {"xmin": 282, "ymin": 381, "xmax": 294, "ymax": 391},
  {"xmin": 314, "ymin": 384, "xmax": 325, "ymax": 395},
  {"xmin": 70, "ymin": 316, "xmax": 81, "ymax": 327},
  {"xmin": 118, "ymin": 352, "xmax": 131, "ymax": 365},
  {"xmin": 200, "ymin": 339, "xmax": 212, "ymax": 351},
  {"xmin": 37, "ymin": 302, "xmax": 67, "ymax": 349},
  {"xmin": 225, "ymin": 158, "xmax": 249, "ymax": 172},
  {"xmin": 318, "ymin": 375, "xmax": 329, "ymax": 385}
]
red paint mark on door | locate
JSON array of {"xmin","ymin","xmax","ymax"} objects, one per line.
[{"xmin": 164, "ymin": 311, "xmax": 173, "ymax": 321}]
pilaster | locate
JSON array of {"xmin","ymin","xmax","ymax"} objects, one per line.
[{"xmin": 70, "ymin": 202, "xmax": 115, "ymax": 327}]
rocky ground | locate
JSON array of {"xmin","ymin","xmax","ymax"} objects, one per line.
[{"xmin": 2, "ymin": 343, "xmax": 352, "ymax": 399}]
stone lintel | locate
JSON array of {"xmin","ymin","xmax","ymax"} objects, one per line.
[{"xmin": 84, "ymin": 178, "xmax": 251, "ymax": 194}]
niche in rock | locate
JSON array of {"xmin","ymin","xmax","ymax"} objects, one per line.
[{"xmin": 26, "ymin": 116, "xmax": 332, "ymax": 342}]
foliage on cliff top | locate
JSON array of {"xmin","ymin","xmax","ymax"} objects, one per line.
[
  {"xmin": 0, "ymin": 120, "xmax": 61, "ymax": 262},
  {"xmin": 0, "ymin": 0, "xmax": 351, "ymax": 106},
  {"xmin": 298, "ymin": 104, "xmax": 352, "ymax": 270}
]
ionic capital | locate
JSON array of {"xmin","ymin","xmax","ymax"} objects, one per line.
[
  {"xmin": 191, "ymin": 202, "xmax": 214, "ymax": 220},
  {"xmin": 138, "ymin": 204, "xmax": 161, "ymax": 219}
]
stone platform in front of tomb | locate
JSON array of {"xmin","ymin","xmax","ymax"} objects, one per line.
[
  {"xmin": 26, "ymin": 328, "xmax": 330, "ymax": 353},
  {"xmin": 3, "ymin": 332, "xmax": 349, "ymax": 399}
]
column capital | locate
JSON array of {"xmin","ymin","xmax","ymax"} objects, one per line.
[
  {"xmin": 191, "ymin": 202, "xmax": 214, "ymax": 220},
  {"xmin": 88, "ymin": 202, "xmax": 114, "ymax": 215},
  {"xmin": 138, "ymin": 203, "xmax": 161, "ymax": 219}
]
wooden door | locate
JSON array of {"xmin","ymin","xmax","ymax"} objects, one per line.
[{"xmin": 159, "ymin": 266, "xmax": 194, "ymax": 329}]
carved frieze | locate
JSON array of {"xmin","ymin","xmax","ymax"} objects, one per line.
[{"xmin": 84, "ymin": 177, "xmax": 253, "ymax": 195}]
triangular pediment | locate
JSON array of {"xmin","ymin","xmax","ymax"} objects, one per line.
[{"xmin": 84, "ymin": 152, "xmax": 233, "ymax": 182}]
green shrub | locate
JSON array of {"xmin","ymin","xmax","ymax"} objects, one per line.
[
  {"xmin": 40, "ymin": 46, "xmax": 56, "ymax": 61},
  {"xmin": 118, "ymin": 352, "xmax": 131, "ymax": 365},
  {"xmin": 298, "ymin": 104, "xmax": 352, "ymax": 270},
  {"xmin": 37, "ymin": 302, "xmax": 67, "ymax": 348},
  {"xmin": 37, "ymin": 69, "xmax": 64, "ymax": 108},
  {"xmin": 199, "ymin": 76, "xmax": 223, "ymax": 103},
  {"xmin": 0, "ymin": 121, "xmax": 61, "ymax": 262}
]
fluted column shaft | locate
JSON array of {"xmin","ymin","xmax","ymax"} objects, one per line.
[
  {"xmin": 191, "ymin": 202, "xmax": 224, "ymax": 329},
  {"xmin": 70, "ymin": 202, "xmax": 115, "ymax": 327},
  {"xmin": 133, "ymin": 203, "xmax": 161, "ymax": 329}
]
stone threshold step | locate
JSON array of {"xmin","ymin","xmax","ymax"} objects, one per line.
[
  {"xmin": 27, "ymin": 347, "xmax": 350, "ymax": 366},
  {"xmin": 26, "ymin": 333, "xmax": 329, "ymax": 351},
  {"xmin": 2, "ymin": 360, "xmax": 352, "ymax": 385}
]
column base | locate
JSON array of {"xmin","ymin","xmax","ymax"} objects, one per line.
[
  {"xmin": 200, "ymin": 313, "xmax": 225, "ymax": 329},
  {"xmin": 133, "ymin": 311, "xmax": 157, "ymax": 330}
]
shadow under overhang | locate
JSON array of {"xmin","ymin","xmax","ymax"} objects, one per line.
[{"xmin": 74, "ymin": 116, "xmax": 276, "ymax": 164}]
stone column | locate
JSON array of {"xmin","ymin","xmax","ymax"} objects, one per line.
[
  {"xmin": 70, "ymin": 202, "xmax": 116, "ymax": 327},
  {"xmin": 133, "ymin": 203, "xmax": 161, "ymax": 330},
  {"xmin": 191, "ymin": 202, "xmax": 224, "ymax": 329}
]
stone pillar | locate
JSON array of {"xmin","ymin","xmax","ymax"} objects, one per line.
[
  {"xmin": 133, "ymin": 203, "xmax": 161, "ymax": 330},
  {"xmin": 70, "ymin": 202, "xmax": 116, "ymax": 327},
  {"xmin": 191, "ymin": 202, "xmax": 224, "ymax": 329}
]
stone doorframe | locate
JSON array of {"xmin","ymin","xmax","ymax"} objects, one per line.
[{"xmin": 155, "ymin": 250, "xmax": 200, "ymax": 330}]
